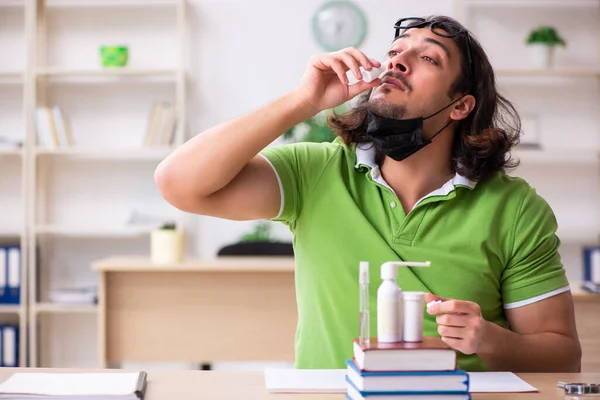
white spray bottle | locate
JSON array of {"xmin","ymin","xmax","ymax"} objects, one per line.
[{"xmin": 377, "ymin": 261, "xmax": 431, "ymax": 343}]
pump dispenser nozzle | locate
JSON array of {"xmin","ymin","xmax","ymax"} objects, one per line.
[{"xmin": 380, "ymin": 261, "xmax": 431, "ymax": 280}]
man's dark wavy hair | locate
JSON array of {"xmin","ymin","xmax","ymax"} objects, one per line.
[{"xmin": 327, "ymin": 15, "xmax": 520, "ymax": 181}]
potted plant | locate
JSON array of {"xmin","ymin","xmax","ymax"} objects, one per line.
[
  {"xmin": 282, "ymin": 108, "xmax": 337, "ymax": 143},
  {"xmin": 151, "ymin": 222, "xmax": 184, "ymax": 264},
  {"xmin": 217, "ymin": 220, "xmax": 293, "ymax": 256},
  {"xmin": 525, "ymin": 26, "xmax": 566, "ymax": 68}
]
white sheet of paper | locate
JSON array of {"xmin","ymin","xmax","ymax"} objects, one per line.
[
  {"xmin": 468, "ymin": 372, "xmax": 538, "ymax": 393},
  {"xmin": 264, "ymin": 369, "xmax": 538, "ymax": 394},
  {"xmin": 264, "ymin": 369, "xmax": 347, "ymax": 393},
  {"xmin": 0, "ymin": 372, "xmax": 141, "ymax": 396}
]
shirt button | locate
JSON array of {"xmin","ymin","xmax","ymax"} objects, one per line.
[{"xmin": 390, "ymin": 201, "xmax": 397, "ymax": 209}]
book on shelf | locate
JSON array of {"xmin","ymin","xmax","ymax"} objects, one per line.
[
  {"xmin": 49, "ymin": 286, "xmax": 97, "ymax": 305},
  {"xmin": 143, "ymin": 101, "xmax": 177, "ymax": 147},
  {"xmin": 352, "ymin": 337, "xmax": 457, "ymax": 372},
  {"xmin": 34, "ymin": 106, "xmax": 75, "ymax": 149},
  {"xmin": 0, "ymin": 371, "xmax": 147, "ymax": 400}
]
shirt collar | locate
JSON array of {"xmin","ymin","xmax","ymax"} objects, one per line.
[{"xmin": 354, "ymin": 142, "xmax": 478, "ymax": 190}]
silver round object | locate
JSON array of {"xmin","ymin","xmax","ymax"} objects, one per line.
[{"xmin": 564, "ymin": 383, "xmax": 600, "ymax": 395}]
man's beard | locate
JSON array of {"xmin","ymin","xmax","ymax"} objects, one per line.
[{"xmin": 367, "ymin": 97, "xmax": 407, "ymax": 120}]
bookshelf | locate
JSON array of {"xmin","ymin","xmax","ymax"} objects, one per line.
[
  {"xmin": 0, "ymin": 305, "xmax": 23, "ymax": 314},
  {"xmin": 495, "ymin": 68, "xmax": 600, "ymax": 78},
  {"xmin": 34, "ymin": 147, "xmax": 173, "ymax": 160},
  {"xmin": 34, "ymin": 302, "xmax": 97, "ymax": 314},
  {"xmin": 35, "ymin": 67, "xmax": 181, "ymax": 77},
  {"xmin": 35, "ymin": 224, "xmax": 158, "ymax": 237},
  {"xmin": 515, "ymin": 149, "xmax": 599, "ymax": 165},
  {"xmin": 0, "ymin": 0, "xmax": 28, "ymax": 368},
  {"xmin": 0, "ymin": 72, "xmax": 25, "ymax": 80},
  {"xmin": 10, "ymin": 0, "xmax": 190, "ymax": 368}
]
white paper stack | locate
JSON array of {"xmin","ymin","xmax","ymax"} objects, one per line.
[{"xmin": 0, "ymin": 372, "xmax": 147, "ymax": 400}]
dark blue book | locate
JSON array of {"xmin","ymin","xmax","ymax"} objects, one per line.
[{"xmin": 346, "ymin": 360, "xmax": 469, "ymax": 393}]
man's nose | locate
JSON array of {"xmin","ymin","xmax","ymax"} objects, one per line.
[{"xmin": 386, "ymin": 56, "xmax": 410, "ymax": 75}]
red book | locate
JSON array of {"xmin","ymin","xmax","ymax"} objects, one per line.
[{"xmin": 353, "ymin": 337, "xmax": 457, "ymax": 372}]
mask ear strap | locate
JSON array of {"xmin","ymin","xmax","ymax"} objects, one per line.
[
  {"xmin": 424, "ymin": 93, "xmax": 468, "ymax": 120},
  {"xmin": 429, "ymin": 118, "xmax": 455, "ymax": 141}
]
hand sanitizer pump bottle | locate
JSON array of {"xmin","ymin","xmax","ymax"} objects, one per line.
[{"xmin": 377, "ymin": 263, "xmax": 403, "ymax": 343}]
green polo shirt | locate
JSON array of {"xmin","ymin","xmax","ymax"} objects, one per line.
[{"xmin": 259, "ymin": 138, "xmax": 570, "ymax": 372}]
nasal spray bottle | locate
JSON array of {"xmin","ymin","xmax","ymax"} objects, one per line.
[
  {"xmin": 346, "ymin": 64, "xmax": 385, "ymax": 85},
  {"xmin": 377, "ymin": 261, "xmax": 431, "ymax": 343}
]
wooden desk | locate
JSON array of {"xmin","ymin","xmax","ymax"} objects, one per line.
[
  {"xmin": 93, "ymin": 256, "xmax": 600, "ymax": 371},
  {"xmin": 0, "ymin": 368, "xmax": 598, "ymax": 399},
  {"xmin": 92, "ymin": 256, "xmax": 297, "ymax": 368}
]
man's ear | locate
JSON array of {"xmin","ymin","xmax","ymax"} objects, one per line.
[{"xmin": 450, "ymin": 94, "xmax": 476, "ymax": 121}]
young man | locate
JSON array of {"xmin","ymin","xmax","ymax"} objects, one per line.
[{"xmin": 155, "ymin": 15, "xmax": 581, "ymax": 372}]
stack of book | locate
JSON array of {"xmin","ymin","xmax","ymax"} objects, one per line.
[{"xmin": 345, "ymin": 337, "xmax": 471, "ymax": 399}]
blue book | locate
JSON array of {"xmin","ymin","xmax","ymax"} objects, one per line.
[
  {"xmin": 346, "ymin": 376, "xmax": 471, "ymax": 399},
  {"xmin": 346, "ymin": 360, "xmax": 469, "ymax": 394},
  {"xmin": 346, "ymin": 376, "xmax": 471, "ymax": 400}
]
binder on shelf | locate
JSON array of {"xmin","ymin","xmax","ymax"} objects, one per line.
[
  {"xmin": 0, "ymin": 248, "xmax": 6, "ymax": 304},
  {"xmin": 1, "ymin": 325, "xmax": 18, "ymax": 368},
  {"xmin": 6, "ymin": 247, "xmax": 20, "ymax": 305},
  {"xmin": 583, "ymin": 246, "xmax": 600, "ymax": 293}
]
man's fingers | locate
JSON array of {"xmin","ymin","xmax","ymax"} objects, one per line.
[
  {"xmin": 438, "ymin": 325, "xmax": 464, "ymax": 339},
  {"xmin": 348, "ymin": 78, "xmax": 380, "ymax": 98},
  {"xmin": 436, "ymin": 313, "xmax": 468, "ymax": 328},
  {"xmin": 439, "ymin": 300, "xmax": 471, "ymax": 314},
  {"xmin": 344, "ymin": 47, "xmax": 375, "ymax": 70},
  {"xmin": 429, "ymin": 299, "xmax": 478, "ymax": 315},
  {"xmin": 425, "ymin": 293, "xmax": 448, "ymax": 315},
  {"xmin": 339, "ymin": 52, "xmax": 362, "ymax": 81},
  {"xmin": 440, "ymin": 336, "xmax": 474, "ymax": 354},
  {"xmin": 425, "ymin": 292, "xmax": 446, "ymax": 303},
  {"xmin": 326, "ymin": 58, "xmax": 348, "ymax": 85}
]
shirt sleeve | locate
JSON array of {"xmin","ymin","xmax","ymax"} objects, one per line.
[
  {"xmin": 259, "ymin": 141, "xmax": 340, "ymax": 228},
  {"xmin": 501, "ymin": 185, "xmax": 570, "ymax": 309}
]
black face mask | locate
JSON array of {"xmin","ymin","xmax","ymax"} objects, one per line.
[{"xmin": 364, "ymin": 95, "xmax": 466, "ymax": 162}]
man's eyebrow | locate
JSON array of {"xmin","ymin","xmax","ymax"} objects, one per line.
[
  {"xmin": 424, "ymin": 37, "xmax": 451, "ymax": 60},
  {"xmin": 392, "ymin": 32, "xmax": 452, "ymax": 61}
]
